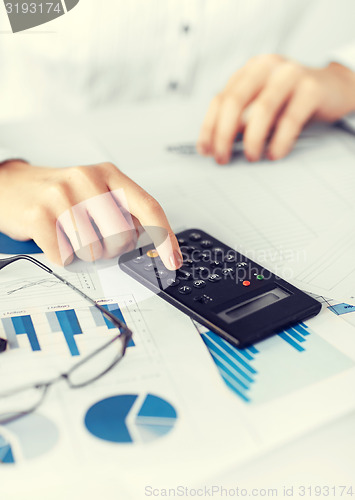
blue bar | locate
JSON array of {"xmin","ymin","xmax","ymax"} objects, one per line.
[
  {"xmin": 208, "ymin": 349, "xmax": 250, "ymax": 390},
  {"xmin": 203, "ymin": 331, "xmax": 257, "ymax": 374},
  {"xmin": 101, "ymin": 304, "xmax": 126, "ymax": 329},
  {"xmin": 55, "ymin": 310, "xmax": 82, "ymax": 356},
  {"xmin": 202, "ymin": 335, "xmax": 254, "ymax": 383},
  {"xmin": 12, "ymin": 316, "xmax": 40, "ymax": 351},
  {"xmin": 293, "ymin": 324, "xmax": 310, "ymax": 337},
  {"xmin": 237, "ymin": 348, "xmax": 254, "ymax": 361},
  {"xmin": 90, "ymin": 304, "xmax": 135, "ymax": 347},
  {"xmin": 101, "ymin": 304, "xmax": 135, "ymax": 348},
  {"xmin": 278, "ymin": 332, "xmax": 305, "ymax": 352},
  {"xmin": 247, "ymin": 345, "xmax": 259, "ymax": 354},
  {"xmin": 285, "ymin": 327, "xmax": 306, "ymax": 343},
  {"xmin": 219, "ymin": 368, "xmax": 251, "ymax": 403}
]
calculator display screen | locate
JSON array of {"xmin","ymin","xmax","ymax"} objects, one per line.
[{"xmin": 218, "ymin": 287, "xmax": 290, "ymax": 323}]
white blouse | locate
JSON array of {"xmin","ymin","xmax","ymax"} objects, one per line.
[{"xmin": 0, "ymin": 0, "xmax": 355, "ymax": 161}]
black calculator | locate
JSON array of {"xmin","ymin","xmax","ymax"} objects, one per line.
[{"xmin": 119, "ymin": 229, "xmax": 321, "ymax": 348}]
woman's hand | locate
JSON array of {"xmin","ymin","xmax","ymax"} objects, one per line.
[
  {"xmin": 198, "ymin": 55, "xmax": 355, "ymax": 163},
  {"xmin": 0, "ymin": 161, "xmax": 182, "ymax": 269}
]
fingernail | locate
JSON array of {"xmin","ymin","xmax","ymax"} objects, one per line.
[
  {"xmin": 170, "ymin": 250, "xmax": 183, "ymax": 269},
  {"xmin": 268, "ymin": 150, "xmax": 282, "ymax": 161},
  {"xmin": 215, "ymin": 154, "xmax": 226, "ymax": 165},
  {"xmin": 245, "ymin": 151, "xmax": 256, "ymax": 162}
]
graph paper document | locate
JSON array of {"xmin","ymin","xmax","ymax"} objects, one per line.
[
  {"xmin": 1, "ymin": 252, "xmax": 355, "ymax": 499},
  {"xmin": 291, "ymin": 222, "xmax": 355, "ymax": 305}
]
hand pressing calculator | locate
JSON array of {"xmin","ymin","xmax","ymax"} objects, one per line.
[{"xmin": 119, "ymin": 229, "xmax": 321, "ymax": 348}]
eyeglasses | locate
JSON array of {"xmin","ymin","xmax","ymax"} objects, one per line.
[{"xmin": 0, "ymin": 255, "xmax": 133, "ymax": 425}]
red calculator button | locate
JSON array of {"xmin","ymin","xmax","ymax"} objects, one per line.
[{"xmin": 242, "ymin": 280, "xmax": 250, "ymax": 287}]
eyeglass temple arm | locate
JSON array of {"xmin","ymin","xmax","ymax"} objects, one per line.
[{"xmin": 0, "ymin": 255, "xmax": 53, "ymax": 273}]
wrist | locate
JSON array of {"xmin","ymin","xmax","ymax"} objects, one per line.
[{"xmin": 324, "ymin": 62, "xmax": 355, "ymax": 112}]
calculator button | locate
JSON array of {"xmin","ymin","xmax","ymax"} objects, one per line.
[
  {"xmin": 193, "ymin": 279, "xmax": 206, "ymax": 289},
  {"xmin": 178, "ymin": 238, "xmax": 186, "ymax": 246},
  {"xmin": 224, "ymin": 252, "xmax": 237, "ymax": 263},
  {"xmin": 177, "ymin": 269, "xmax": 193, "ymax": 281},
  {"xmin": 190, "ymin": 250, "xmax": 202, "ymax": 262},
  {"xmin": 200, "ymin": 240, "xmax": 213, "ymax": 249},
  {"xmin": 222, "ymin": 267, "xmax": 235, "ymax": 277},
  {"xmin": 146, "ymin": 249, "xmax": 159, "ymax": 258},
  {"xmin": 178, "ymin": 285, "xmax": 192, "ymax": 294},
  {"xmin": 183, "ymin": 258, "xmax": 194, "ymax": 267},
  {"xmin": 189, "ymin": 232, "xmax": 202, "ymax": 241},
  {"xmin": 208, "ymin": 273, "xmax": 221, "ymax": 283},
  {"xmin": 200, "ymin": 251, "xmax": 211, "ymax": 262},
  {"xmin": 212, "ymin": 247, "xmax": 224, "ymax": 256},
  {"xmin": 194, "ymin": 266, "xmax": 210, "ymax": 279},
  {"xmin": 194, "ymin": 294, "xmax": 213, "ymax": 304},
  {"xmin": 167, "ymin": 278, "xmax": 180, "ymax": 287},
  {"xmin": 211, "ymin": 260, "xmax": 223, "ymax": 267},
  {"xmin": 180, "ymin": 246, "xmax": 197, "ymax": 255},
  {"xmin": 237, "ymin": 262, "xmax": 248, "ymax": 268},
  {"xmin": 144, "ymin": 263, "xmax": 155, "ymax": 271},
  {"xmin": 133, "ymin": 256, "xmax": 145, "ymax": 264},
  {"xmin": 243, "ymin": 280, "xmax": 251, "ymax": 287},
  {"xmin": 256, "ymin": 274, "xmax": 264, "ymax": 280}
]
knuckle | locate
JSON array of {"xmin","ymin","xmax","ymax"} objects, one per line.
[
  {"xmin": 260, "ymin": 53, "xmax": 283, "ymax": 67},
  {"xmin": 69, "ymin": 165, "xmax": 94, "ymax": 181},
  {"xmin": 224, "ymin": 89, "xmax": 244, "ymax": 108},
  {"xmin": 257, "ymin": 94, "xmax": 275, "ymax": 113},
  {"xmin": 278, "ymin": 61, "xmax": 303, "ymax": 80},
  {"xmin": 222, "ymin": 92, "xmax": 241, "ymax": 108},
  {"xmin": 44, "ymin": 180, "xmax": 70, "ymax": 202},
  {"xmin": 99, "ymin": 162, "xmax": 119, "ymax": 175},
  {"xmin": 299, "ymin": 76, "xmax": 320, "ymax": 96}
]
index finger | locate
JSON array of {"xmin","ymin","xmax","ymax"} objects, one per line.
[{"xmin": 105, "ymin": 165, "xmax": 183, "ymax": 270}]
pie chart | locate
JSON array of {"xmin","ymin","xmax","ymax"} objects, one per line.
[
  {"xmin": 0, "ymin": 413, "xmax": 59, "ymax": 464},
  {"xmin": 85, "ymin": 394, "xmax": 177, "ymax": 444}
]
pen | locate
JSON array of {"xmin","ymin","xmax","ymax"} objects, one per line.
[{"xmin": 167, "ymin": 133, "xmax": 244, "ymax": 156}]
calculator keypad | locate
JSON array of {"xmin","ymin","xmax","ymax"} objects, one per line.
[{"xmin": 128, "ymin": 230, "xmax": 270, "ymax": 310}]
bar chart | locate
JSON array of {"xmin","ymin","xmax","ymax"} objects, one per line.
[
  {"xmin": 0, "ymin": 297, "xmax": 138, "ymax": 357},
  {"xmin": 195, "ymin": 321, "xmax": 355, "ymax": 404}
]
